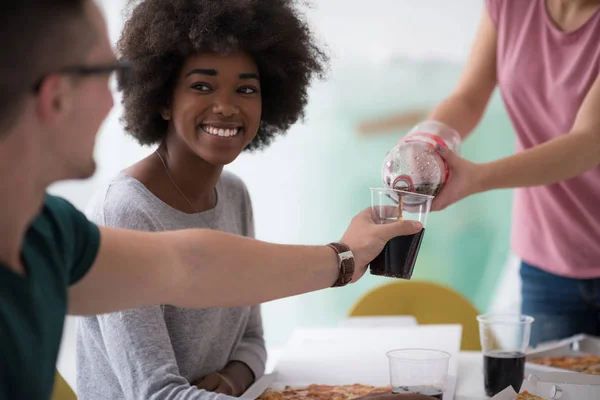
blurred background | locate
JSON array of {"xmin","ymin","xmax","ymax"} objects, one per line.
[{"xmin": 56, "ymin": 0, "xmax": 522, "ymax": 386}]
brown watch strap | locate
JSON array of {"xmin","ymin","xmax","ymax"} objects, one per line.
[{"xmin": 326, "ymin": 242, "xmax": 355, "ymax": 288}]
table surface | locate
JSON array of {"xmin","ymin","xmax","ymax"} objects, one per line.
[{"xmin": 455, "ymin": 351, "xmax": 489, "ymax": 399}]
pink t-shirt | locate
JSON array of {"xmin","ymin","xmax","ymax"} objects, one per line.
[{"xmin": 486, "ymin": 0, "xmax": 600, "ymax": 278}]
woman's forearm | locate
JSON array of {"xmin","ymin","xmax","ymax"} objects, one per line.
[
  {"xmin": 428, "ymin": 93, "xmax": 489, "ymax": 140},
  {"xmin": 477, "ymin": 130, "xmax": 600, "ymax": 192}
]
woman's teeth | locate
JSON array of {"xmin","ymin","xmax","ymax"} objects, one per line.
[{"xmin": 202, "ymin": 125, "xmax": 240, "ymax": 137}]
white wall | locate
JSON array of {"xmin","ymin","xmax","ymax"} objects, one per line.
[{"xmin": 52, "ymin": 0, "xmax": 485, "ymax": 223}]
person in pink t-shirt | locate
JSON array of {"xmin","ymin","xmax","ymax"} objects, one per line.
[{"xmin": 370, "ymin": 0, "xmax": 600, "ymax": 346}]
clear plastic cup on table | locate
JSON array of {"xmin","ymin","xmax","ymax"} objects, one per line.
[
  {"xmin": 477, "ymin": 314, "xmax": 534, "ymax": 397},
  {"xmin": 387, "ymin": 348, "xmax": 451, "ymax": 399}
]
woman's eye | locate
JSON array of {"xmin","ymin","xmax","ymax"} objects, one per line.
[
  {"xmin": 191, "ymin": 83, "xmax": 212, "ymax": 91},
  {"xmin": 238, "ymin": 86, "xmax": 259, "ymax": 95}
]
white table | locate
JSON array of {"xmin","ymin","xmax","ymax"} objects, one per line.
[{"xmin": 455, "ymin": 352, "xmax": 488, "ymax": 400}]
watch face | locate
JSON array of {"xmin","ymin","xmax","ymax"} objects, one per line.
[{"xmin": 339, "ymin": 250, "xmax": 354, "ymax": 261}]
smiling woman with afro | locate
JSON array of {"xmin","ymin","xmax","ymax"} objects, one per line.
[
  {"xmin": 118, "ymin": 0, "xmax": 328, "ymax": 150},
  {"xmin": 75, "ymin": 1, "xmax": 330, "ymax": 399}
]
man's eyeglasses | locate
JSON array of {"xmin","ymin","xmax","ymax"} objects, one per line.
[{"xmin": 32, "ymin": 60, "xmax": 132, "ymax": 92}]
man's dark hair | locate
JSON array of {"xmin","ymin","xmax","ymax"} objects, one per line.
[
  {"xmin": 0, "ymin": 1, "xmax": 95, "ymax": 134},
  {"xmin": 119, "ymin": 0, "xmax": 328, "ymax": 151}
]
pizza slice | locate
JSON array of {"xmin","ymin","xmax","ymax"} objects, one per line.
[
  {"xmin": 581, "ymin": 364, "xmax": 600, "ymax": 375},
  {"xmin": 529, "ymin": 354, "xmax": 600, "ymax": 374},
  {"xmin": 515, "ymin": 391, "xmax": 546, "ymax": 400},
  {"xmin": 258, "ymin": 389, "xmax": 286, "ymax": 400},
  {"xmin": 258, "ymin": 384, "xmax": 391, "ymax": 400}
]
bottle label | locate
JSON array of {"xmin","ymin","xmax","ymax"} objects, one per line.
[
  {"xmin": 403, "ymin": 132, "xmax": 449, "ymax": 149},
  {"xmin": 401, "ymin": 132, "xmax": 450, "ymax": 183}
]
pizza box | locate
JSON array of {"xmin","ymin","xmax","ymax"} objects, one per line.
[
  {"xmin": 525, "ymin": 334, "xmax": 600, "ymax": 375},
  {"xmin": 241, "ymin": 373, "xmax": 278, "ymax": 399},
  {"xmin": 242, "ymin": 373, "xmax": 458, "ymax": 400},
  {"xmin": 242, "ymin": 325, "xmax": 462, "ymax": 399},
  {"xmin": 241, "ymin": 374, "xmax": 394, "ymax": 399},
  {"xmin": 338, "ymin": 315, "xmax": 418, "ymax": 328},
  {"xmin": 491, "ymin": 377, "xmax": 537, "ymax": 400},
  {"xmin": 491, "ymin": 372, "xmax": 600, "ymax": 400}
]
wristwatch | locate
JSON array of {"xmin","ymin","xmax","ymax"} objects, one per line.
[{"xmin": 326, "ymin": 242, "xmax": 355, "ymax": 287}]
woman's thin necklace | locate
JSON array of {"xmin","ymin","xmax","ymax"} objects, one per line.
[{"xmin": 155, "ymin": 149, "xmax": 199, "ymax": 213}]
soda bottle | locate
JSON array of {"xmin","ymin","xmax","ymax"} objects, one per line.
[{"xmin": 382, "ymin": 120, "xmax": 461, "ymax": 197}]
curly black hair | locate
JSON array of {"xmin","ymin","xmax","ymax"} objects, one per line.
[{"xmin": 118, "ymin": 0, "xmax": 328, "ymax": 151}]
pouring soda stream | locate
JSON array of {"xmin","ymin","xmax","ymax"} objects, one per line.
[{"xmin": 371, "ymin": 120, "xmax": 461, "ymax": 279}]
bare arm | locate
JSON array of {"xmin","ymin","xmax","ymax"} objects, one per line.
[
  {"xmin": 476, "ymin": 74, "xmax": 600, "ymax": 190},
  {"xmin": 431, "ymin": 74, "xmax": 600, "ymax": 210},
  {"xmin": 69, "ymin": 227, "xmax": 338, "ymax": 315},
  {"xmin": 68, "ymin": 208, "xmax": 422, "ymax": 315},
  {"xmin": 427, "ymin": 6, "xmax": 498, "ymax": 139}
]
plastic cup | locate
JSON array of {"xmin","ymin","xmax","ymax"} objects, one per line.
[
  {"xmin": 477, "ymin": 314, "xmax": 534, "ymax": 396},
  {"xmin": 387, "ymin": 348, "xmax": 450, "ymax": 399},
  {"xmin": 369, "ymin": 187, "xmax": 432, "ymax": 279}
]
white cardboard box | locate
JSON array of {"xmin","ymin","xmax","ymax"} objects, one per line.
[
  {"xmin": 526, "ymin": 334, "xmax": 600, "ymax": 375},
  {"xmin": 491, "ymin": 378, "xmax": 537, "ymax": 400},
  {"xmin": 491, "ymin": 372, "xmax": 600, "ymax": 400},
  {"xmin": 242, "ymin": 325, "xmax": 462, "ymax": 400},
  {"xmin": 338, "ymin": 315, "xmax": 419, "ymax": 328}
]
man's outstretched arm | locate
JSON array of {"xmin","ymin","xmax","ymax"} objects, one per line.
[{"xmin": 68, "ymin": 208, "xmax": 422, "ymax": 315}]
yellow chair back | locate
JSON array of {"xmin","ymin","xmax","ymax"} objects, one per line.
[
  {"xmin": 51, "ymin": 370, "xmax": 76, "ymax": 400},
  {"xmin": 348, "ymin": 281, "xmax": 481, "ymax": 351}
]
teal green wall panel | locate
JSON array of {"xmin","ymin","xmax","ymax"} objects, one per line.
[{"xmin": 260, "ymin": 60, "xmax": 516, "ymax": 347}]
